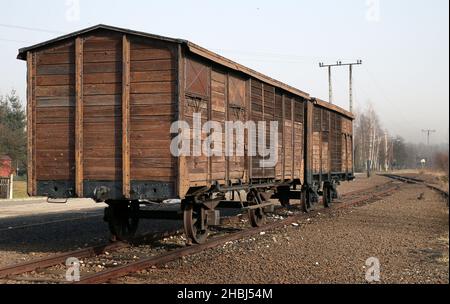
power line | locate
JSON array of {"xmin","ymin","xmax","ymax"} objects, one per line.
[
  {"xmin": 319, "ymin": 60, "xmax": 362, "ymax": 112},
  {"xmin": 422, "ymin": 129, "xmax": 436, "ymax": 145},
  {"xmin": 0, "ymin": 23, "xmax": 64, "ymax": 34},
  {"xmin": 0, "ymin": 37, "xmax": 35, "ymax": 44}
]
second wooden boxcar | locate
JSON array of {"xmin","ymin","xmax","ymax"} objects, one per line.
[{"xmin": 18, "ymin": 25, "xmax": 354, "ymax": 243}]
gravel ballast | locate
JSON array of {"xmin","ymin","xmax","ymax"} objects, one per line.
[{"xmin": 120, "ymin": 182, "xmax": 448, "ymax": 284}]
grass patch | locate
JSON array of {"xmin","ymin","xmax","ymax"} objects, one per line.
[
  {"xmin": 12, "ymin": 180, "xmax": 29, "ymax": 199},
  {"xmin": 436, "ymin": 235, "xmax": 449, "ymax": 264}
]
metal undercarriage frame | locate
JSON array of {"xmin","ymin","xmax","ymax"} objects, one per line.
[{"xmin": 40, "ymin": 174, "xmax": 353, "ymax": 244}]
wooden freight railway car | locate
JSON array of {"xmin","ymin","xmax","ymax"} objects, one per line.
[{"xmin": 18, "ymin": 25, "xmax": 354, "ymax": 244}]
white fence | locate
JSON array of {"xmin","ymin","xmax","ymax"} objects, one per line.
[{"xmin": 0, "ymin": 175, "xmax": 13, "ymax": 199}]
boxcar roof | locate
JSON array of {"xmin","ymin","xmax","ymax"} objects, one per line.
[
  {"xmin": 17, "ymin": 24, "xmax": 353, "ymax": 119},
  {"xmin": 312, "ymin": 98, "xmax": 355, "ymax": 119}
]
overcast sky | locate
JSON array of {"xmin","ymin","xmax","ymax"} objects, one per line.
[{"xmin": 0, "ymin": 0, "xmax": 448, "ymax": 144}]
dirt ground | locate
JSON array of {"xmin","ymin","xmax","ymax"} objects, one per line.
[
  {"xmin": 0, "ymin": 174, "xmax": 448, "ymax": 284},
  {"xmin": 120, "ymin": 180, "xmax": 449, "ymax": 284}
]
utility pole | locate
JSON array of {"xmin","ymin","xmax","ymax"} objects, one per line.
[
  {"xmin": 328, "ymin": 66, "xmax": 332, "ymax": 104},
  {"xmin": 384, "ymin": 131, "xmax": 389, "ymax": 172},
  {"xmin": 319, "ymin": 60, "xmax": 362, "ymax": 112},
  {"xmin": 422, "ymin": 129, "xmax": 436, "ymax": 145}
]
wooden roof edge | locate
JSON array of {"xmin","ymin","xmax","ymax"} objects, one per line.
[
  {"xmin": 17, "ymin": 24, "xmax": 310, "ymax": 100},
  {"xmin": 17, "ymin": 25, "xmax": 356, "ymax": 119},
  {"xmin": 311, "ymin": 98, "xmax": 355, "ymax": 120},
  {"xmin": 185, "ymin": 42, "xmax": 310, "ymax": 99},
  {"xmin": 17, "ymin": 24, "xmax": 184, "ymax": 60}
]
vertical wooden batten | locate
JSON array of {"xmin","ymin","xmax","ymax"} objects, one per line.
[
  {"xmin": 281, "ymin": 94, "xmax": 286, "ymax": 181},
  {"xmin": 122, "ymin": 35, "xmax": 131, "ymax": 199},
  {"xmin": 177, "ymin": 45, "xmax": 189, "ymax": 198},
  {"xmin": 290, "ymin": 98, "xmax": 296, "ymax": 179},
  {"xmin": 26, "ymin": 52, "xmax": 35, "ymax": 196},
  {"xmin": 247, "ymin": 78, "xmax": 252, "ymax": 180},
  {"xmin": 225, "ymin": 74, "xmax": 230, "ymax": 184},
  {"xmin": 75, "ymin": 38, "xmax": 84, "ymax": 197}
]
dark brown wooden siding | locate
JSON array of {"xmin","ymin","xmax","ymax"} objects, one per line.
[
  {"xmin": 35, "ymin": 42, "xmax": 76, "ymax": 181},
  {"xmin": 184, "ymin": 56, "xmax": 210, "ymax": 184},
  {"xmin": 293, "ymin": 98, "xmax": 304, "ymax": 182},
  {"xmin": 129, "ymin": 39, "xmax": 177, "ymax": 182},
  {"xmin": 26, "ymin": 27, "xmax": 354, "ymax": 200},
  {"xmin": 83, "ymin": 34, "xmax": 123, "ymax": 181},
  {"xmin": 250, "ymin": 80, "xmax": 264, "ymax": 178},
  {"xmin": 227, "ymin": 74, "xmax": 247, "ymax": 180},
  {"xmin": 311, "ymin": 105, "xmax": 353, "ymax": 175},
  {"xmin": 210, "ymin": 70, "xmax": 227, "ymax": 183}
]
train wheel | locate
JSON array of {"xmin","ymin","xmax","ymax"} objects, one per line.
[
  {"xmin": 104, "ymin": 201, "xmax": 140, "ymax": 242},
  {"xmin": 323, "ymin": 185, "xmax": 333, "ymax": 208},
  {"xmin": 183, "ymin": 203, "xmax": 209, "ymax": 245},
  {"xmin": 301, "ymin": 189, "xmax": 312, "ymax": 213},
  {"xmin": 247, "ymin": 191, "xmax": 266, "ymax": 227}
]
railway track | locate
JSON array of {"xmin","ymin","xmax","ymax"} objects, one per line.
[
  {"xmin": 380, "ymin": 174, "xmax": 449, "ymax": 201},
  {"xmin": 76, "ymin": 181, "xmax": 400, "ymax": 284},
  {"xmin": 0, "ymin": 181, "xmax": 400, "ymax": 284},
  {"xmin": 0, "ymin": 229, "xmax": 181, "ymax": 282}
]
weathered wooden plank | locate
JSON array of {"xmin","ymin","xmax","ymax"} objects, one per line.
[
  {"xmin": 122, "ymin": 35, "xmax": 131, "ymax": 198},
  {"xmin": 130, "ymin": 82, "xmax": 174, "ymax": 94},
  {"xmin": 37, "ymin": 64, "xmax": 75, "ymax": 76},
  {"xmin": 36, "ymin": 85, "xmax": 74, "ymax": 97},
  {"xmin": 130, "ymin": 93, "xmax": 175, "ymax": 105},
  {"xmin": 84, "ymin": 95, "xmax": 121, "ymax": 106},
  {"xmin": 131, "ymin": 70, "xmax": 175, "ymax": 82},
  {"xmin": 130, "ymin": 104, "xmax": 173, "ymax": 116},
  {"xmin": 84, "ymin": 73, "xmax": 121, "ymax": 84},
  {"xmin": 37, "ymin": 52, "xmax": 75, "ymax": 65},
  {"xmin": 83, "ymin": 40, "xmax": 122, "ymax": 52},
  {"xmin": 83, "ymin": 50, "xmax": 121, "ymax": 63},
  {"xmin": 131, "ymin": 168, "xmax": 175, "ymax": 179},
  {"xmin": 84, "ymin": 83, "xmax": 121, "ymax": 95},
  {"xmin": 75, "ymin": 37, "xmax": 84, "ymax": 197},
  {"xmin": 130, "ymin": 59, "xmax": 175, "ymax": 72},
  {"xmin": 131, "ymin": 158, "xmax": 174, "ymax": 168},
  {"xmin": 84, "ymin": 62, "xmax": 122, "ymax": 74},
  {"xmin": 36, "ymin": 75, "xmax": 75, "ymax": 86},
  {"xmin": 177, "ymin": 45, "xmax": 189, "ymax": 197},
  {"xmin": 37, "ymin": 107, "xmax": 74, "ymax": 119},
  {"xmin": 130, "ymin": 48, "xmax": 172, "ymax": 61},
  {"xmin": 39, "ymin": 42, "xmax": 74, "ymax": 54}
]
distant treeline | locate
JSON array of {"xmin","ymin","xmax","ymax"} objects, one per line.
[
  {"xmin": 0, "ymin": 90, "xmax": 26, "ymax": 175},
  {"xmin": 354, "ymin": 104, "xmax": 449, "ymax": 174}
]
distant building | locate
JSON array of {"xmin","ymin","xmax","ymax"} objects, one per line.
[{"xmin": 0, "ymin": 155, "xmax": 13, "ymax": 178}]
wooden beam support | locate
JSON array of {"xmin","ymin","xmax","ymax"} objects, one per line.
[
  {"xmin": 261, "ymin": 83, "xmax": 265, "ymax": 177},
  {"xmin": 122, "ymin": 35, "xmax": 131, "ymax": 199},
  {"xmin": 247, "ymin": 78, "xmax": 253, "ymax": 181},
  {"xmin": 291, "ymin": 98, "xmax": 295, "ymax": 179},
  {"xmin": 225, "ymin": 73, "xmax": 230, "ymax": 184},
  {"xmin": 26, "ymin": 52, "xmax": 35, "ymax": 196},
  {"xmin": 75, "ymin": 37, "xmax": 84, "ymax": 197},
  {"xmin": 304, "ymin": 100, "xmax": 314, "ymax": 185},
  {"xmin": 281, "ymin": 94, "xmax": 286, "ymax": 181}
]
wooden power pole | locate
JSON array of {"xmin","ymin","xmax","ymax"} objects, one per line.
[{"xmin": 319, "ymin": 60, "xmax": 362, "ymax": 112}]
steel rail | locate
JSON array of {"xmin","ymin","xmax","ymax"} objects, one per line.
[
  {"xmin": 380, "ymin": 174, "xmax": 448, "ymax": 200},
  {"xmin": 0, "ymin": 182, "xmax": 399, "ymax": 283},
  {"xmin": 75, "ymin": 183, "xmax": 399, "ymax": 284},
  {"xmin": 0, "ymin": 230, "xmax": 181, "ymax": 280}
]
